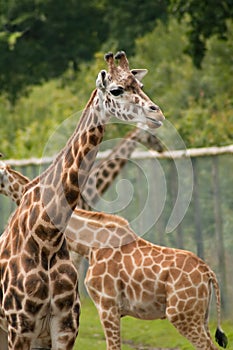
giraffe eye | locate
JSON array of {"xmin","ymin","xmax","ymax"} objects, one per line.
[{"xmin": 110, "ymin": 87, "xmax": 124, "ymax": 96}]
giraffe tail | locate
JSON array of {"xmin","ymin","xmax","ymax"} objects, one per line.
[
  {"xmin": 215, "ymin": 328, "xmax": 228, "ymax": 348},
  {"xmin": 211, "ymin": 272, "xmax": 228, "ymax": 348}
]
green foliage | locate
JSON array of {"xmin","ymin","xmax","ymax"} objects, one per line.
[
  {"xmin": 102, "ymin": 0, "xmax": 168, "ymax": 55},
  {"xmin": 0, "ymin": 18, "xmax": 232, "ymax": 158},
  {"xmin": 170, "ymin": 0, "xmax": 233, "ymax": 67},
  {"xmin": 0, "ymin": 79, "xmax": 80, "ymax": 158},
  {"xmin": 132, "ymin": 19, "xmax": 233, "ymax": 148},
  {"xmin": 0, "ymin": 0, "xmax": 169, "ymax": 101},
  {"xmin": 0, "ymin": 0, "xmax": 107, "ymax": 101},
  {"xmin": 0, "ymin": 54, "xmax": 133, "ymax": 158},
  {"xmin": 1, "ymin": 1, "xmax": 233, "ymax": 100}
]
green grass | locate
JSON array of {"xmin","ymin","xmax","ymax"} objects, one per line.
[{"xmin": 74, "ymin": 298, "xmax": 233, "ymax": 349}]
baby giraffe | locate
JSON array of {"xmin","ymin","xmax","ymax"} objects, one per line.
[{"xmin": 0, "ymin": 162, "xmax": 228, "ymax": 350}]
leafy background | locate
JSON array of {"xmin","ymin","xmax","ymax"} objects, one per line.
[{"xmin": 0, "ymin": 0, "xmax": 232, "ymax": 158}]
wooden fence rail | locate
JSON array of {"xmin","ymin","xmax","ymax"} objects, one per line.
[{"xmin": 3, "ymin": 144, "xmax": 233, "ymax": 166}]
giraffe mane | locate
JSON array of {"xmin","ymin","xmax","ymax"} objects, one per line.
[
  {"xmin": 8, "ymin": 167, "xmax": 30, "ymax": 186},
  {"xmin": 74, "ymin": 208, "xmax": 130, "ymax": 227}
]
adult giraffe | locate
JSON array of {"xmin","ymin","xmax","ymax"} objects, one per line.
[{"xmin": 0, "ymin": 51, "xmax": 164, "ymax": 349}]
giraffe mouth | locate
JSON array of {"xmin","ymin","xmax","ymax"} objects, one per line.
[{"xmin": 146, "ymin": 117, "xmax": 163, "ymax": 128}]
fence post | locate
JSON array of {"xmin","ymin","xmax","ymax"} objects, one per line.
[
  {"xmin": 169, "ymin": 160, "xmax": 184, "ymax": 249},
  {"xmin": 212, "ymin": 156, "xmax": 227, "ymax": 313},
  {"xmin": 191, "ymin": 158, "xmax": 205, "ymax": 259}
]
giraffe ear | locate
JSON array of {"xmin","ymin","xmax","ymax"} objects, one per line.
[
  {"xmin": 131, "ymin": 69, "xmax": 148, "ymax": 81},
  {"xmin": 96, "ymin": 70, "xmax": 107, "ymax": 90},
  {"xmin": 0, "ymin": 164, "xmax": 6, "ymax": 177}
]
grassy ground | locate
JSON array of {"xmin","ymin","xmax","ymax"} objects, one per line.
[{"xmin": 74, "ymin": 298, "xmax": 233, "ymax": 350}]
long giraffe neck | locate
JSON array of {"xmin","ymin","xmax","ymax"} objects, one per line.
[
  {"xmin": 3, "ymin": 89, "xmax": 107, "ymax": 255},
  {"xmin": 0, "ymin": 127, "xmax": 162, "ymax": 257},
  {"xmin": 24, "ymin": 89, "xmax": 106, "ymax": 234},
  {"xmin": 82, "ymin": 127, "xmax": 163, "ymax": 208}
]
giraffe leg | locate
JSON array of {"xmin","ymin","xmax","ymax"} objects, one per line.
[
  {"xmin": 85, "ymin": 276, "xmax": 121, "ymax": 349},
  {"xmin": 8, "ymin": 329, "xmax": 31, "ymax": 350},
  {"xmin": 167, "ymin": 312, "xmax": 219, "ymax": 350},
  {"xmin": 50, "ymin": 329, "xmax": 77, "ymax": 350},
  {"xmin": 50, "ymin": 311, "xmax": 79, "ymax": 350},
  {"xmin": 31, "ymin": 339, "xmax": 51, "ymax": 350},
  {"xmin": 0, "ymin": 328, "xmax": 8, "ymax": 350},
  {"xmin": 98, "ymin": 307, "xmax": 121, "ymax": 350},
  {"xmin": 86, "ymin": 292, "xmax": 121, "ymax": 350},
  {"xmin": 174, "ymin": 321, "xmax": 218, "ymax": 350}
]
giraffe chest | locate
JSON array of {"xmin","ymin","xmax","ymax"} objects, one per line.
[
  {"xmin": 0, "ymin": 242, "xmax": 79, "ymax": 337},
  {"xmin": 118, "ymin": 276, "xmax": 167, "ymax": 320},
  {"xmin": 120, "ymin": 294, "xmax": 166, "ymax": 320},
  {"xmin": 0, "ymin": 262, "xmax": 79, "ymax": 348}
]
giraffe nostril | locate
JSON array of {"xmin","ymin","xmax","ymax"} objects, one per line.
[{"xmin": 149, "ymin": 105, "xmax": 159, "ymax": 112}]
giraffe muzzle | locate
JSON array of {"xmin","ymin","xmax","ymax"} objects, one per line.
[
  {"xmin": 146, "ymin": 113, "xmax": 165, "ymax": 128},
  {"xmin": 150, "ymin": 119, "xmax": 163, "ymax": 127},
  {"xmin": 146, "ymin": 105, "xmax": 165, "ymax": 128}
]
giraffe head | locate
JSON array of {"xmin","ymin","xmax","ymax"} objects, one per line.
[
  {"xmin": 0, "ymin": 155, "xmax": 8, "ymax": 188},
  {"xmin": 0, "ymin": 160, "xmax": 11, "ymax": 197},
  {"xmin": 96, "ymin": 51, "xmax": 165, "ymax": 128},
  {"xmin": 0, "ymin": 159, "xmax": 29, "ymax": 203}
]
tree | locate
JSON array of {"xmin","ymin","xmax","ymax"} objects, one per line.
[
  {"xmin": 1, "ymin": 18, "xmax": 232, "ymax": 158},
  {"xmin": 132, "ymin": 18, "xmax": 233, "ymax": 147},
  {"xmin": 170, "ymin": 0, "xmax": 233, "ymax": 67},
  {"xmin": 102, "ymin": 0, "xmax": 168, "ymax": 55},
  {"xmin": 0, "ymin": 0, "xmax": 107, "ymax": 102},
  {"xmin": 0, "ymin": 0, "xmax": 169, "ymax": 102}
]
